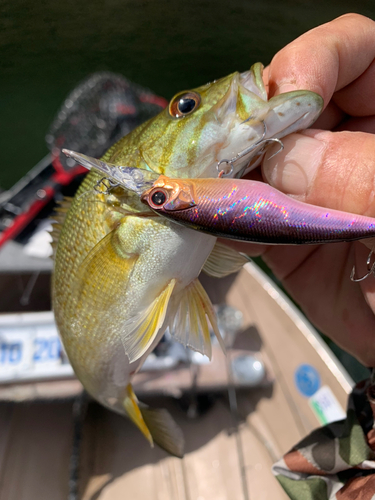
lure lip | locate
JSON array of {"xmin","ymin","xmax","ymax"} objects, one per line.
[{"xmin": 62, "ymin": 149, "xmax": 159, "ymax": 195}]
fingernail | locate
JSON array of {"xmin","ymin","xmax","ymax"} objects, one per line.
[
  {"xmin": 274, "ymin": 83, "xmax": 298, "ymax": 95},
  {"xmin": 263, "ymin": 133, "xmax": 326, "ymax": 196}
]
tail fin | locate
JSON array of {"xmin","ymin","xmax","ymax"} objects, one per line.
[
  {"xmin": 124, "ymin": 384, "xmax": 184, "ymax": 457},
  {"xmin": 141, "ymin": 407, "xmax": 184, "ymax": 458}
]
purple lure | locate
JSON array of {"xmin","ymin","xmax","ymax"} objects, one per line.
[{"xmin": 141, "ymin": 176, "xmax": 375, "ymax": 245}]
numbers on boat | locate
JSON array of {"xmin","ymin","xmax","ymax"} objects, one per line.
[{"xmin": 0, "ymin": 312, "xmax": 74, "ymax": 382}]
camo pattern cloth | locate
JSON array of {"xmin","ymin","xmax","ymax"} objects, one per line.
[{"xmin": 273, "ymin": 377, "xmax": 375, "ymax": 499}]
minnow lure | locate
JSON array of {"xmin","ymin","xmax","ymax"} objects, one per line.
[
  {"xmin": 63, "ymin": 150, "xmax": 375, "ymax": 246},
  {"xmin": 139, "ymin": 176, "xmax": 375, "ymax": 244}
]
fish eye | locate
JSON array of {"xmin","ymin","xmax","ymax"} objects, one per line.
[
  {"xmin": 150, "ymin": 189, "xmax": 167, "ymax": 207},
  {"xmin": 169, "ymin": 92, "xmax": 201, "ymax": 118}
]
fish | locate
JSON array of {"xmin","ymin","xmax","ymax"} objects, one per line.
[
  {"xmin": 139, "ymin": 176, "xmax": 375, "ymax": 244},
  {"xmin": 52, "ymin": 63, "xmax": 323, "ymax": 453}
]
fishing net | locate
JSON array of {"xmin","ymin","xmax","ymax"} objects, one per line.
[
  {"xmin": 0, "ymin": 72, "xmax": 166, "ymax": 243},
  {"xmin": 45, "ymin": 72, "xmax": 166, "ymax": 170}
]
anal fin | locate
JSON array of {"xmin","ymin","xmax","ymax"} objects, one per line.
[{"xmin": 169, "ymin": 279, "xmax": 226, "ymax": 359}]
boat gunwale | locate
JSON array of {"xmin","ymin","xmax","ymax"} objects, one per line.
[{"xmin": 244, "ymin": 261, "xmax": 354, "ymax": 394}]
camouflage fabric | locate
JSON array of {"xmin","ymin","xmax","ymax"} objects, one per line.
[{"xmin": 273, "ymin": 375, "xmax": 375, "ymax": 499}]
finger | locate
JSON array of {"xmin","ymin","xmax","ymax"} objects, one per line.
[
  {"xmin": 333, "ymin": 58, "xmax": 375, "ymax": 116},
  {"xmin": 336, "ymin": 115, "xmax": 375, "ymax": 134},
  {"xmin": 310, "ymin": 106, "xmax": 375, "ymax": 133},
  {"xmin": 262, "ymin": 129, "xmax": 375, "ymax": 218},
  {"xmin": 262, "ymin": 65, "xmax": 270, "ymax": 95},
  {"xmin": 268, "ymin": 14, "xmax": 375, "ymax": 110},
  {"xmin": 312, "ymin": 101, "xmax": 346, "ymax": 130},
  {"xmin": 280, "ymin": 241, "xmax": 375, "ymax": 367},
  {"xmin": 262, "ymin": 245, "xmax": 318, "ymax": 281}
]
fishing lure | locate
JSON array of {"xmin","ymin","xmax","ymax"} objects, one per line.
[
  {"xmin": 140, "ymin": 176, "xmax": 375, "ymax": 245},
  {"xmin": 63, "ymin": 149, "xmax": 375, "ymax": 246}
]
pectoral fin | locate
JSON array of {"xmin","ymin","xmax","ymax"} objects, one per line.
[
  {"xmin": 61, "ymin": 227, "xmax": 141, "ymax": 371},
  {"xmin": 72, "ymin": 229, "xmax": 138, "ymax": 315},
  {"xmin": 169, "ymin": 279, "xmax": 225, "ymax": 359},
  {"xmin": 120, "ymin": 279, "xmax": 176, "ymax": 362},
  {"xmin": 203, "ymin": 241, "xmax": 249, "ymax": 278},
  {"xmin": 124, "ymin": 384, "xmax": 185, "ymax": 457},
  {"xmin": 71, "ymin": 227, "xmax": 175, "ymax": 363}
]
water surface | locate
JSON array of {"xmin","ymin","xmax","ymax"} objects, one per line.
[{"xmin": 1, "ymin": 1, "xmax": 373, "ymax": 188}]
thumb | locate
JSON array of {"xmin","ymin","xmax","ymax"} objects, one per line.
[{"xmin": 263, "ymin": 129, "xmax": 375, "ymax": 220}]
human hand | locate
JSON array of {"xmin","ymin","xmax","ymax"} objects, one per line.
[{"xmin": 232, "ymin": 13, "xmax": 375, "ymax": 366}]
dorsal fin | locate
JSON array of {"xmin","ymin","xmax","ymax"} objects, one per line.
[{"xmin": 50, "ymin": 197, "xmax": 73, "ymax": 258}]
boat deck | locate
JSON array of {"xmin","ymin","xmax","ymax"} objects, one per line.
[{"xmin": 0, "ymin": 263, "xmax": 353, "ymax": 499}]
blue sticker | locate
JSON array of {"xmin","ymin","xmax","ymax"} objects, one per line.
[{"xmin": 294, "ymin": 364, "xmax": 321, "ymax": 397}]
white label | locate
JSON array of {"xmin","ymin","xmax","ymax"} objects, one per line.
[
  {"xmin": 32, "ymin": 324, "xmax": 64, "ymax": 371},
  {"xmin": 309, "ymin": 385, "xmax": 346, "ymax": 425},
  {"xmin": 0, "ymin": 318, "xmax": 73, "ymax": 382},
  {"xmin": 0, "ymin": 326, "xmax": 34, "ymax": 376}
]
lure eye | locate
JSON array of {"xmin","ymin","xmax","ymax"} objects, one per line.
[
  {"xmin": 169, "ymin": 92, "xmax": 201, "ymax": 118},
  {"xmin": 148, "ymin": 189, "xmax": 169, "ymax": 209}
]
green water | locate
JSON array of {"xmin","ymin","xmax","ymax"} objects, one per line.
[{"xmin": 1, "ymin": 0, "xmax": 374, "ymax": 189}]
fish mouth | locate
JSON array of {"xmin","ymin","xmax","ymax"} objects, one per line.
[
  {"xmin": 212, "ymin": 64, "xmax": 323, "ymax": 177},
  {"xmin": 238, "ymin": 64, "xmax": 323, "ymax": 137},
  {"xmin": 258, "ymin": 90, "xmax": 324, "ymax": 139}
]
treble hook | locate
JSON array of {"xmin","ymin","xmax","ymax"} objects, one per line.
[
  {"xmin": 216, "ymin": 120, "xmax": 284, "ymax": 178},
  {"xmin": 265, "ymin": 138, "xmax": 284, "ymax": 160},
  {"xmin": 94, "ymin": 177, "xmax": 120, "ymax": 195},
  {"xmin": 350, "ymin": 248, "xmax": 375, "ymax": 282}
]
